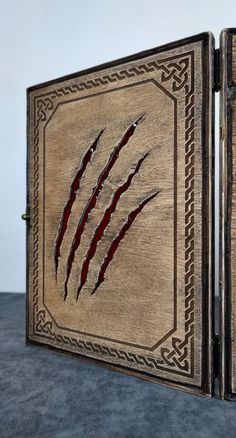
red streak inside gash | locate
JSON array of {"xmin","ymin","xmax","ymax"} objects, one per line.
[
  {"xmin": 64, "ymin": 115, "xmax": 144, "ymax": 299},
  {"xmin": 76, "ymin": 149, "xmax": 150, "ymax": 299},
  {"xmin": 54, "ymin": 129, "xmax": 104, "ymax": 278},
  {"xmin": 91, "ymin": 189, "xmax": 160, "ymax": 295},
  {"xmin": 64, "ymin": 116, "xmax": 143, "ymax": 299}
]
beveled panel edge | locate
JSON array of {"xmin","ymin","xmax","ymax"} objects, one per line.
[
  {"xmin": 220, "ymin": 28, "xmax": 236, "ymax": 401},
  {"xmin": 25, "ymin": 32, "xmax": 214, "ymax": 397}
]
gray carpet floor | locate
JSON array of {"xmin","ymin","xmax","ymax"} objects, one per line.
[{"xmin": 1, "ymin": 293, "xmax": 236, "ymax": 438}]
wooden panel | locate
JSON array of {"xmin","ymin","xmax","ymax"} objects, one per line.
[
  {"xmin": 220, "ymin": 28, "xmax": 236, "ymax": 400},
  {"xmin": 26, "ymin": 33, "xmax": 214, "ymax": 396}
]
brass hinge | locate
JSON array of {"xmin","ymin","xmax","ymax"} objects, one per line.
[
  {"xmin": 213, "ymin": 334, "xmax": 221, "ymax": 378},
  {"xmin": 214, "ymin": 48, "xmax": 221, "ymax": 92}
]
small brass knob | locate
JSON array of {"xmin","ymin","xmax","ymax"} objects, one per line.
[{"xmin": 21, "ymin": 213, "xmax": 30, "ymax": 221}]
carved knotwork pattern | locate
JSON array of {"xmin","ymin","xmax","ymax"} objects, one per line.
[
  {"xmin": 31, "ymin": 52, "xmax": 195, "ymax": 375},
  {"xmin": 154, "ymin": 81, "xmax": 195, "ymax": 373},
  {"xmin": 35, "ymin": 309, "xmax": 187, "ymax": 370},
  {"xmin": 33, "ymin": 56, "xmax": 190, "ymax": 127}
]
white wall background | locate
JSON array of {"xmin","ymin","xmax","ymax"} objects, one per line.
[{"xmin": 0, "ymin": 0, "xmax": 234, "ymax": 292}]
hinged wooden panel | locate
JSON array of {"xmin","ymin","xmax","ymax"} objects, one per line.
[
  {"xmin": 220, "ymin": 28, "xmax": 236, "ymax": 400},
  {"xmin": 26, "ymin": 33, "xmax": 214, "ymax": 396}
]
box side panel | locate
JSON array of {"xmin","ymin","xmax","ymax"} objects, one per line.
[{"xmin": 220, "ymin": 28, "xmax": 236, "ymax": 400}]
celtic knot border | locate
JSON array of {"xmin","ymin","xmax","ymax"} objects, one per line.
[
  {"xmin": 31, "ymin": 51, "xmax": 195, "ymax": 376},
  {"xmin": 33, "ymin": 54, "xmax": 190, "ymax": 130}
]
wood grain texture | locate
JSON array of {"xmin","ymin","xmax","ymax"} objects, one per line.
[
  {"xmin": 26, "ymin": 33, "xmax": 213, "ymax": 396},
  {"xmin": 232, "ymin": 35, "xmax": 236, "ymax": 396},
  {"xmin": 231, "ymin": 97, "xmax": 236, "ymax": 395},
  {"xmin": 232, "ymin": 35, "xmax": 236, "ymax": 81}
]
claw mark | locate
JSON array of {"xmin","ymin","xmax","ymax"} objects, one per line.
[
  {"xmin": 91, "ymin": 189, "xmax": 161, "ymax": 295},
  {"xmin": 76, "ymin": 150, "xmax": 151, "ymax": 299},
  {"xmin": 64, "ymin": 114, "xmax": 144, "ymax": 299},
  {"xmin": 54, "ymin": 130, "xmax": 104, "ymax": 278}
]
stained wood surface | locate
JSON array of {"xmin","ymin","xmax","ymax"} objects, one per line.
[
  {"xmin": 221, "ymin": 30, "xmax": 236, "ymax": 400},
  {"xmin": 232, "ymin": 34, "xmax": 236, "ymax": 396},
  {"xmin": 232, "ymin": 35, "xmax": 236, "ymax": 80},
  {"xmin": 27, "ymin": 33, "xmax": 213, "ymax": 395},
  {"xmin": 232, "ymin": 94, "xmax": 236, "ymax": 395}
]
